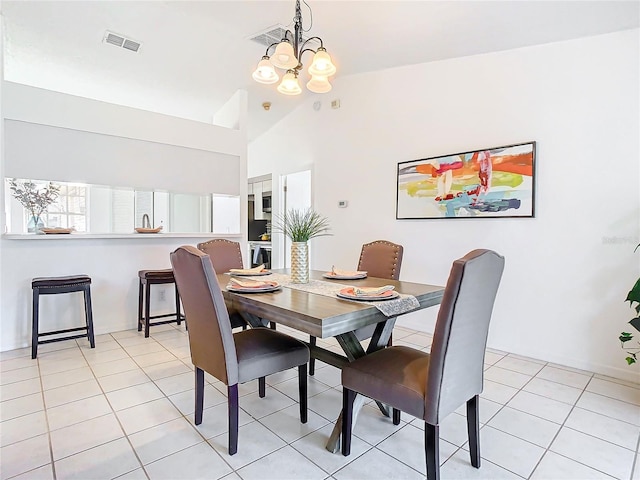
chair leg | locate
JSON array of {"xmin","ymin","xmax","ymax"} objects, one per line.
[
  {"xmin": 298, "ymin": 364, "xmax": 308, "ymax": 423},
  {"xmin": 393, "ymin": 408, "xmax": 401, "ymax": 425},
  {"xmin": 175, "ymin": 283, "xmax": 182, "ymax": 326},
  {"xmin": 467, "ymin": 394, "xmax": 481, "ymax": 468},
  {"xmin": 194, "ymin": 367, "xmax": 205, "ymax": 425},
  {"xmin": 137, "ymin": 280, "xmax": 143, "ymax": 332},
  {"xmin": 425, "ymin": 423, "xmax": 440, "ymax": 480},
  {"xmin": 309, "ymin": 336, "xmax": 317, "ymax": 375},
  {"xmin": 144, "ymin": 282, "xmax": 151, "ymax": 338},
  {"xmin": 342, "ymin": 388, "xmax": 356, "ymax": 456},
  {"xmin": 228, "ymin": 384, "xmax": 239, "ymax": 455},
  {"xmin": 258, "ymin": 377, "xmax": 266, "ymax": 398},
  {"xmin": 31, "ymin": 287, "xmax": 40, "ymax": 359},
  {"xmin": 84, "ymin": 285, "xmax": 95, "ymax": 348}
]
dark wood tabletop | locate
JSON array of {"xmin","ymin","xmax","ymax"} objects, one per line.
[{"xmin": 219, "ymin": 269, "xmax": 444, "ymax": 338}]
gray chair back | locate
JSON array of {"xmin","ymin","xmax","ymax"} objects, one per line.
[
  {"xmin": 424, "ymin": 249, "xmax": 504, "ymax": 424},
  {"xmin": 170, "ymin": 245, "xmax": 239, "ymax": 385},
  {"xmin": 357, "ymin": 240, "xmax": 404, "ymax": 280},
  {"xmin": 197, "ymin": 239, "xmax": 243, "ymax": 273}
]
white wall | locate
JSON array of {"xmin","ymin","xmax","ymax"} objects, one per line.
[
  {"xmin": 4, "ymin": 120, "xmax": 240, "ymax": 195},
  {"xmin": 3, "ymin": 82, "xmax": 242, "ymax": 156},
  {"xmin": 0, "ymin": 84, "xmax": 248, "ymax": 351},
  {"xmin": 0, "ymin": 236, "xmax": 228, "ymax": 350},
  {"xmin": 0, "ymin": 17, "xmax": 5, "ymax": 351},
  {"xmin": 249, "ymin": 30, "xmax": 640, "ymax": 381}
]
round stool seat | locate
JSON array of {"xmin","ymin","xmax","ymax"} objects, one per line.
[{"xmin": 32, "ymin": 275, "xmax": 91, "ymax": 288}]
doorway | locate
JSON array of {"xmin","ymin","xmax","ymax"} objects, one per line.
[{"xmin": 280, "ymin": 169, "xmax": 312, "ymax": 269}]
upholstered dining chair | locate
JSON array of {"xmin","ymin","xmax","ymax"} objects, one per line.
[
  {"xmin": 309, "ymin": 240, "xmax": 404, "ymax": 375},
  {"xmin": 197, "ymin": 239, "xmax": 248, "ymax": 330},
  {"xmin": 341, "ymin": 249, "xmax": 505, "ymax": 480},
  {"xmin": 197, "ymin": 239, "xmax": 244, "ymax": 275},
  {"xmin": 170, "ymin": 245, "xmax": 309, "ymax": 455},
  {"xmin": 357, "ymin": 240, "xmax": 404, "ymax": 281}
]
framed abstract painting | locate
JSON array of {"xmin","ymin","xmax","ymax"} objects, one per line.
[{"xmin": 396, "ymin": 141, "xmax": 536, "ymax": 219}]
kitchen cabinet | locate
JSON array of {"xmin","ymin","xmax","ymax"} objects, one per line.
[
  {"xmin": 253, "ymin": 181, "xmax": 264, "ymax": 220},
  {"xmin": 249, "ymin": 177, "xmax": 272, "ymax": 221}
]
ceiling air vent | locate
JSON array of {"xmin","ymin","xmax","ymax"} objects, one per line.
[
  {"xmin": 249, "ymin": 25, "xmax": 316, "ymax": 48},
  {"xmin": 122, "ymin": 39, "xmax": 141, "ymax": 52},
  {"xmin": 103, "ymin": 31, "xmax": 141, "ymax": 53}
]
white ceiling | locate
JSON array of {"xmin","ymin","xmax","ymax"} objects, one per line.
[{"xmin": 2, "ymin": 1, "xmax": 639, "ymax": 141}]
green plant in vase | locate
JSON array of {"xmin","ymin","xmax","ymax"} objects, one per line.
[
  {"xmin": 8, "ymin": 179, "xmax": 61, "ymax": 233},
  {"xmin": 620, "ymin": 244, "xmax": 640, "ymax": 365},
  {"xmin": 272, "ymin": 208, "xmax": 331, "ymax": 283}
]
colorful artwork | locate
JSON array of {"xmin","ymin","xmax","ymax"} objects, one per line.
[{"xmin": 396, "ymin": 142, "xmax": 536, "ymax": 219}]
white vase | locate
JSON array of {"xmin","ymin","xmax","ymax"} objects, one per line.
[{"xmin": 290, "ymin": 242, "xmax": 309, "ymax": 284}]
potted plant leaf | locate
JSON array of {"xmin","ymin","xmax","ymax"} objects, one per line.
[
  {"xmin": 8, "ymin": 179, "xmax": 61, "ymax": 233},
  {"xmin": 620, "ymin": 244, "xmax": 640, "ymax": 365},
  {"xmin": 272, "ymin": 208, "xmax": 331, "ymax": 283}
]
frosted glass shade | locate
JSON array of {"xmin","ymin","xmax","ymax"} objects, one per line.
[
  {"xmin": 252, "ymin": 57, "xmax": 279, "ymax": 84},
  {"xmin": 306, "ymin": 75, "xmax": 332, "ymax": 93},
  {"xmin": 308, "ymin": 48, "xmax": 336, "ymax": 76},
  {"xmin": 277, "ymin": 71, "xmax": 302, "ymax": 95},
  {"xmin": 271, "ymin": 41, "xmax": 298, "ymax": 69}
]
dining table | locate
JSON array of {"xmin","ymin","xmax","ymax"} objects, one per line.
[{"xmin": 219, "ymin": 268, "xmax": 445, "ymax": 453}]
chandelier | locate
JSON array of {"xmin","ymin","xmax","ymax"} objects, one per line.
[{"xmin": 252, "ymin": 0, "xmax": 336, "ymax": 95}]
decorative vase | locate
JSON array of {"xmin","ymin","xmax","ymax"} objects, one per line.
[
  {"xmin": 27, "ymin": 215, "xmax": 45, "ymax": 234},
  {"xmin": 290, "ymin": 241, "xmax": 309, "ymax": 284}
]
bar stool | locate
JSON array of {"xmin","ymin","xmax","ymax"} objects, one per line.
[
  {"xmin": 32, "ymin": 275, "xmax": 95, "ymax": 359},
  {"xmin": 138, "ymin": 269, "xmax": 185, "ymax": 338}
]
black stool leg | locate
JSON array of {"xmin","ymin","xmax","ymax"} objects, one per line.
[
  {"xmin": 84, "ymin": 285, "xmax": 95, "ymax": 349},
  {"xmin": 144, "ymin": 281, "xmax": 151, "ymax": 338},
  {"xmin": 138, "ymin": 279, "xmax": 144, "ymax": 332},
  {"xmin": 175, "ymin": 283, "xmax": 182, "ymax": 326},
  {"xmin": 32, "ymin": 287, "xmax": 40, "ymax": 359}
]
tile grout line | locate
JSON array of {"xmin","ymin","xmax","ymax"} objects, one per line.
[
  {"xmin": 485, "ymin": 368, "xmax": 640, "ymax": 426},
  {"xmin": 147, "ymin": 324, "xmax": 290, "ymax": 477},
  {"xmin": 522, "ymin": 372, "xmax": 621, "ymax": 480},
  {"xmin": 37, "ymin": 352, "xmax": 57, "ymax": 480},
  {"xmin": 465, "ymin": 360, "xmax": 548, "ymax": 478},
  {"xmin": 3, "ymin": 325, "xmax": 639, "ymax": 480},
  {"xmin": 80, "ymin": 332, "xmax": 152, "ymax": 479},
  {"xmin": 115, "ymin": 326, "xmax": 230, "ymax": 476},
  {"xmin": 630, "ymin": 433, "xmax": 640, "ymax": 480}
]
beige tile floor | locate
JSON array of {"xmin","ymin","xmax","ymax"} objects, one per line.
[{"xmin": 1, "ymin": 323, "xmax": 639, "ymax": 480}]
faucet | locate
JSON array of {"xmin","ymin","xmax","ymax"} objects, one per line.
[{"xmin": 142, "ymin": 214, "xmax": 151, "ymax": 228}]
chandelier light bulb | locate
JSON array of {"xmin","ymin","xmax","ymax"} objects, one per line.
[
  {"xmin": 306, "ymin": 75, "xmax": 332, "ymax": 93},
  {"xmin": 277, "ymin": 70, "xmax": 302, "ymax": 95},
  {"xmin": 308, "ymin": 48, "xmax": 336, "ymax": 77},
  {"xmin": 271, "ymin": 41, "xmax": 298, "ymax": 70},
  {"xmin": 252, "ymin": 56, "xmax": 279, "ymax": 85}
]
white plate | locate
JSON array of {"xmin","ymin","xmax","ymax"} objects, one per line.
[
  {"xmin": 229, "ymin": 271, "xmax": 272, "ymax": 276},
  {"xmin": 227, "ymin": 285, "xmax": 280, "ymax": 293},
  {"xmin": 322, "ymin": 273, "xmax": 367, "ymax": 280},
  {"xmin": 337, "ymin": 290, "xmax": 399, "ymax": 302}
]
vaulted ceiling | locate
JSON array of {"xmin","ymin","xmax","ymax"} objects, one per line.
[{"xmin": 2, "ymin": 1, "xmax": 638, "ymax": 141}]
